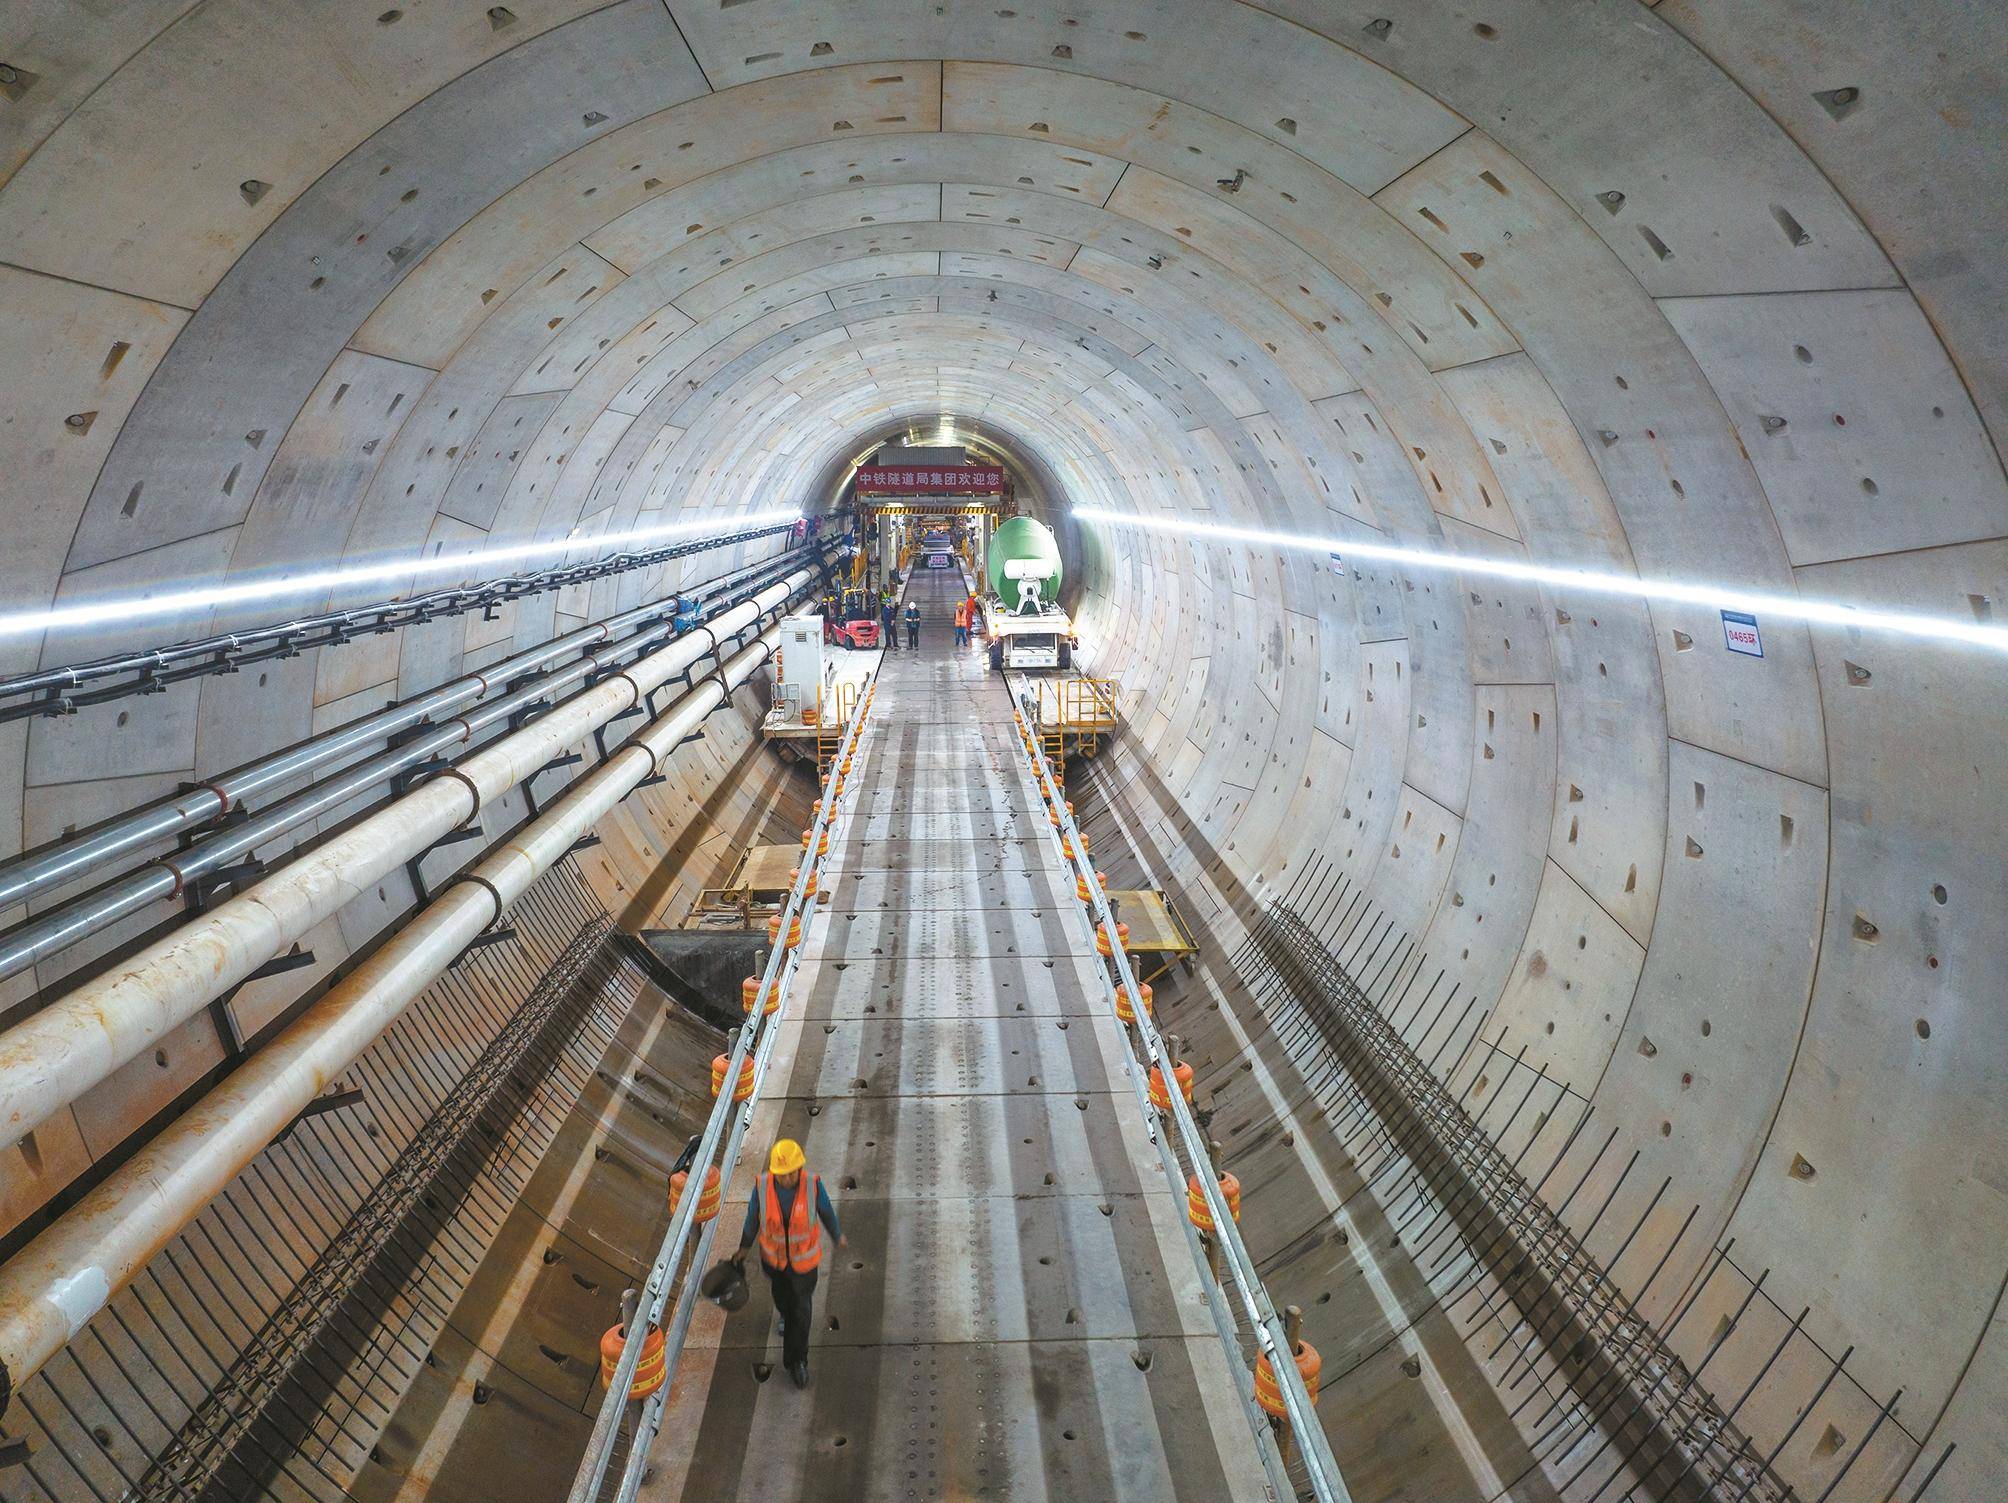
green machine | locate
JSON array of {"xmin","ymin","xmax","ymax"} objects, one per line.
[
  {"xmin": 986, "ymin": 516, "xmax": 1064, "ymax": 614},
  {"xmin": 983, "ymin": 516, "xmax": 1071, "ymax": 670}
]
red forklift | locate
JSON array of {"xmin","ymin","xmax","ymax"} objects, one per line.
[{"xmin": 828, "ymin": 586, "xmax": 881, "ymax": 649}]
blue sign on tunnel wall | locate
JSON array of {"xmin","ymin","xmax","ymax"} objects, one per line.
[{"xmin": 1721, "ymin": 609, "xmax": 1764, "ymax": 657}]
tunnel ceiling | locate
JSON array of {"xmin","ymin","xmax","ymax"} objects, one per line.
[{"xmin": 0, "ymin": 0, "xmax": 2004, "ymax": 1494}]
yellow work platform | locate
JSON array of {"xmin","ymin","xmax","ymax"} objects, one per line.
[
  {"xmin": 677, "ymin": 843, "xmax": 799, "ymax": 931},
  {"xmin": 1028, "ymin": 675, "xmax": 1120, "ymax": 764},
  {"xmin": 1103, "ymin": 887, "xmax": 1201, "ymax": 982}
]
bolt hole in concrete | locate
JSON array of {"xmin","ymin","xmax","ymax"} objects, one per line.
[
  {"xmin": 1917, "ymin": 1019, "xmax": 1932, "ymax": 1039},
  {"xmin": 1932, "ymin": 883, "xmax": 1948, "ymax": 904}
]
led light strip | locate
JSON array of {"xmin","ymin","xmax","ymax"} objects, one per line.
[
  {"xmin": 1072, "ymin": 506, "xmax": 2008, "ymax": 654},
  {"xmin": 0, "ymin": 509, "xmax": 802, "ymax": 641}
]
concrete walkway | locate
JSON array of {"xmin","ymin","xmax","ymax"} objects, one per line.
[{"xmin": 642, "ymin": 564, "xmax": 1268, "ymax": 1501}]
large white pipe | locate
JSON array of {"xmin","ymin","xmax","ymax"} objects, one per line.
[
  {"xmin": 0, "ymin": 571, "xmax": 813, "ymax": 1155},
  {"xmin": 0, "ymin": 630, "xmax": 783, "ymax": 1409}
]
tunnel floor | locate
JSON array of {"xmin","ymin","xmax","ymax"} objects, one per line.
[{"xmin": 640, "ymin": 566, "xmax": 1267, "ymax": 1500}]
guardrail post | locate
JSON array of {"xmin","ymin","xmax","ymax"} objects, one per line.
[{"xmin": 1276, "ymin": 1303, "xmax": 1305, "ymax": 1468}]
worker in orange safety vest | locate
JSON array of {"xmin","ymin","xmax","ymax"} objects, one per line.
[{"xmin": 732, "ymin": 1138, "xmax": 845, "ymax": 1387}]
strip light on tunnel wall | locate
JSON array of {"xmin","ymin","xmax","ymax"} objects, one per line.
[
  {"xmin": 0, "ymin": 509, "xmax": 803, "ymax": 642},
  {"xmin": 1071, "ymin": 507, "xmax": 2008, "ymax": 654}
]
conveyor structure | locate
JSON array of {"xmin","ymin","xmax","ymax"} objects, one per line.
[
  {"xmin": 0, "ymin": 9, "xmax": 1996, "ymax": 1503},
  {"xmin": 598, "ymin": 564, "xmax": 1298, "ymax": 1501}
]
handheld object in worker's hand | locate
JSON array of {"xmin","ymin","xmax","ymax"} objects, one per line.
[{"xmin": 699, "ymin": 1259, "xmax": 749, "ymax": 1311}]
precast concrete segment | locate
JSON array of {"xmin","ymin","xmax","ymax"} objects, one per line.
[
  {"xmin": 643, "ymin": 566, "xmax": 1267, "ymax": 1501},
  {"xmin": 1, "ymin": 5, "xmax": 2003, "ymax": 1497},
  {"xmin": 0, "ymin": 572, "xmax": 812, "ymax": 1156},
  {"xmin": 0, "ymin": 631, "xmax": 785, "ymax": 1412}
]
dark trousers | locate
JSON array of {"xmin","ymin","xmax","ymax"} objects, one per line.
[
  {"xmin": 763, "ymin": 1263, "xmax": 818, "ymax": 1369},
  {"xmin": 881, "ymin": 617, "xmax": 895, "ymax": 647},
  {"xmin": 906, "ymin": 624, "xmax": 919, "ymax": 648}
]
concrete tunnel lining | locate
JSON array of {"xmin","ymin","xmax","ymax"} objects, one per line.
[{"xmin": 0, "ymin": 1, "xmax": 2001, "ymax": 1498}]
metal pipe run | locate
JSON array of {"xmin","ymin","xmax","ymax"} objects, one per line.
[
  {"xmin": 0, "ymin": 629, "xmax": 792, "ymax": 1415},
  {"xmin": 1011, "ymin": 699, "xmax": 1355, "ymax": 1503},
  {"xmin": 0, "ymin": 518, "xmax": 805, "ymax": 722},
  {"xmin": 0, "ymin": 543, "xmax": 835, "ymax": 982},
  {"xmin": 0, "ymin": 567, "xmax": 821, "ymax": 1157},
  {"xmin": 0, "ymin": 538, "xmax": 828, "ymax": 915}
]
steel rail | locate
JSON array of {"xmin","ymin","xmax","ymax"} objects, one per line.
[
  {"xmin": 0, "ymin": 628, "xmax": 797, "ymax": 1416},
  {"xmin": 0, "ymin": 535, "xmax": 831, "ymax": 915},
  {"xmin": 1011, "ymin": 698, "xmax": 1353, "ymax": 1503},
  {"xmin": 0, "ymin": 520, "xmax": 804, "ymax": 723},
  {"xmin": 568, "ymin": 668, "xmax": 877, "ymax": 1503},
  {"xmin": 0, "ymin": 542, "xmax": 837, "ymax": 979},
  {"xmin": 0, "ymin": 567, "xmax": 824, "ymax": 1157}
]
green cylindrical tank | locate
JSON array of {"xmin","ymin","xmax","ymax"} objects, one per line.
[{"xmin": 986, "ymin": 516, "xmax": 1063, "ymax": 611}]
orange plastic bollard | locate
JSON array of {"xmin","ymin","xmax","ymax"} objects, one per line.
[
  {"xmin": 791, "ymin": 865, "xmax": 818, "ymax": 898},
  {"xmin": 1095, "ymin": 921, "xmax": 1130, "ymax": 957},
  {"xmin": 1115, "ymin": 981, "xmax": 1153, "ymax": 1024},
  {"xmin": 711, "ymin": 1053, "xmax": 755, "ymax": 1102},
  {"xmin": 742, "ymin": 975, "xmax": 779, "ymax": 1015},
  {"xmin": 1254, "ymin": 1339, "xmax": 1322, "ymax": 1417},
  {"xmin": 767, "ymin": 912, "xmax": 804, "ymax": 950},
  {"xmin": 670, "ymin": 1164, "xmax": 723, "ymax": 1223},
  {"xmin": 601, "ymin": 1323, "xmax": 667, "ymax": 1399},
  {"xmin": 1148, "ymin": 1060, "xmax": 1195, "ymax": 1111},
  {"xmin": 800, "ymin": 827, "xmax": 831, "ymax": 857},
  {"xmin": 1076, "ymin": 869, "xmax": 1105, "ymax": 903},
  {"xmin": 1187, "ymin": 1171, "xmax": 1242, "ymax": 1232}
]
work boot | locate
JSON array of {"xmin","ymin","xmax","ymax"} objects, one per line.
[{"xmin": 790, "ymin": 1361, "xmax": 809, "ymax": 1389}]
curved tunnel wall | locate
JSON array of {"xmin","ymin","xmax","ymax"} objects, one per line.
[{"xmin": 0, "ymin": 2, "xmax": 2001, "ymax": 1496}]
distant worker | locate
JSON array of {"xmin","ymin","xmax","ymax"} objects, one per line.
[
  {"xmin": 880, "ymin": 593, "xmax": 897, "ymax": 651},
  {"xmin": 953, "ymin": 597, "xmax": 970, "ymax": 648},
  {"xmin": 733, "ymin": 1139, "xmax": 844, "ymax": 1387},
  {"xmin": 904, "ymin": 600, "xmax": 921, "ymax": 650}
]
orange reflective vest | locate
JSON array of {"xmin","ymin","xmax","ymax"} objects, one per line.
[{"xmin": 756, "ymin": 1172, "xmax": 823, "ymax": 1271}]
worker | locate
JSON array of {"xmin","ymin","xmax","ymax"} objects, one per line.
[
  {"xmin": 953, "ymin": 596, "xmax": 970, "ymax": 648},
  {"xmin": 879, "ymin": 593, "xmax": 897, "ymax": 651},
  {"xmin": 904, "ymin": 600, "xmax": 921, "ymax": 650},
  {"xmin": 733, "ymin": 1139, "xmax": 844, "ymax": 1387}
]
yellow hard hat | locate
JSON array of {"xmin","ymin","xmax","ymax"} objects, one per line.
[{"xmin": 769, "ymin": 1139, "xmax": 805, "ymax": 1175}]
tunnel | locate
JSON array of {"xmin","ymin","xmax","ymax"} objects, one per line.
[{"xmin": 0, "ymin": 3, "xmax": 2000, "ymax": 1501}]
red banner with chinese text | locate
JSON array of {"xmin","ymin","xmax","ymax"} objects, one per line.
[{"xmin": 854, "ymin": 465, "xmax": 1005, "ymax": 494}]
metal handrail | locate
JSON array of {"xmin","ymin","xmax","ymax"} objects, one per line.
[
  {"xmin": 568, "ymin": 666, "xmax": 877, "ymax": 1503},
  {"xmin": 1013, "ymin": 701, "xmax": 1354, "ymax": 1503}
]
